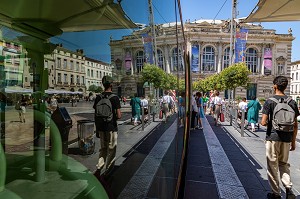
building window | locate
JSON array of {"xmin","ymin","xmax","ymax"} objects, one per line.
[
  {"xmin": 91, "ymin": 70, "xmax": 94, "ymax": 78},
  {"xmin": 157, "ymin": 49, "xmax": 164, "ymax": 69},
  {"xmin": 64, "ymin": 74, "xmax": 68, "ymax": 83},
  {"xmin": 76, "ymin": 62, "xmax": 79, "ymax": 71},
  {"xmin": 296, "ymin": 84, "xmax": 298, "ymax": 93},
  {"xmin": 57, "ymin": 58, "xmax": 61, "ymax": 68},
  {"xmin": 245, "ymin": 48, "xmax": 258, "ymax": 73},
  {"xmin": 82, "ymin": 76, "xmax": 85, "ymax": 84},
  {"xmin": 70, "ymin": 61, "xmax": 74, "ymax": 70},
  {"xmin": 70, "ymin": 75, "xmax": 74, "ymax": 84},
  {"xmin": 63, "ymin": 59, "xmax": 67, "ymax": 69},
  {"xmin": 296, "ymin": 72, "xmax": 298, "ymax": 80},
  {"xmin": 292, "ymin": 73, "xmax": 294, "ymax": 81},
  {"xmin": 45, "ymin": 60, "xmax": 48, "ymax": 69},
  {"xmin": 277, "ymin": 62, "xmax": 285, "ymax": 75},
  {"xmin": 172, "ymin": 48, "xmax": 183, "ymax": 71},
  {"xmin": 25, "ymin": 77, "xmax": 28, "ymax": 82},
  {"xmin": 77, "ymin": 75, "xmax": 80, "ymax": 84},
  {"xmin": 57, "ymin": 73, "xmax": 61, "ymax": 83},
  {"xmin": 202, "ymin": 46, "xmax": 215, "ymax": 72},
  {"xmin": 87, "ymin": 69, "xmax": 90, "ymax": 77},
  {"xmin": 96, "ymin": 71, "xmax": 99, "ymax": 78},
  {"xmin": 223, "ymin": 47, "xmax": 230, "ymax": 69},
  {"xmin": 135, "ymin": 51, "xmax": 145, "ymax": 73}
]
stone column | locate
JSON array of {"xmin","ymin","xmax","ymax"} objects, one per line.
[
  {"xmin": 272, "ymin": 44, "xmax": 276, "ymax": 76},
  {"xmin": 257, "ymin": 53, "xmax": 261, "ymax": 74},
  {"xmin": 164, "ymin": 45, "xmax": 170, "ymax": 73},
  {"xmin": 261, "ymin": 45, "xmax": 265, "ymax": 75},
  {"xmin": 217, "ymin": 43, "xmax": 222, "ymax": 73}
]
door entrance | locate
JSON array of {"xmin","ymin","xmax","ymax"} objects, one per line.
[{"xmin": 247, "ymin": 83, "xmax": 257, "ymax": 100}]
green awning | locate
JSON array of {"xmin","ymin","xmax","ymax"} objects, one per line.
[{"xmin": 0, "ymin": 0, "xmax": 137, "ymax": 39}]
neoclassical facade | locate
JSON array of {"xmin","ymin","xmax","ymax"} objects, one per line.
[
  {"xmin": 290, "ymin": 60, "xmax": 300, "ymax": 104},
  {"xmin": 48, "ymin": 45, "xmax": 86, "ymax": 93},
  {"xmin": 110, "ymin": 19, "xmax": 294, "ymax": 99},
  {"xmin": 85, "ymin": 57, "xmax": 112, "ymax": 90}
]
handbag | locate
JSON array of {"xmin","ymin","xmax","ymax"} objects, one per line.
[
  {"xmin": 159, "ymin": 109, "xmax": 163, "ymax": 119},
  {"xmin": 220, "ymin": 112, "xmax": 225, "ymax": 122}
]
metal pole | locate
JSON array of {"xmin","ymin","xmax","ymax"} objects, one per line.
[
  {"xmin": 230, "ymin": 106, "xmax": 233, "ymax": 126},
  {"xmin": 241, "ymin": 109, "xmax": 245, "ymax": 137},
  {"xmin": 148, "ymin": 0, "xmax": 158, "ymax": 66},
  {"xmin": 142, "ymin": 106, "xmax": 144, "ymax": 131}
]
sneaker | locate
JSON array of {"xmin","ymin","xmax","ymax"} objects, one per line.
[
  {"xmin": 199, "ymin": 126, "xmax": 203, "ymax": 130},
  {"xmin": 96, "ymin": 157, "xmax": 105, "ymax": 170},
  {"xmin": 267, "ymin": 193, "xmax": 281, "ymax": 199},
  {"xmin": 286, "ymin": 188, "xmax": 296, "ymax": 199}
]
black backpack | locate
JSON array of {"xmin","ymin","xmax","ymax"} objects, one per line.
[{"xmin": 95, "ymin": 94, "xmax": 116, "ymax": 122}]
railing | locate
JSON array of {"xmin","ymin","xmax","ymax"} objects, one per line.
[{"xmin": 224, "ymin": 103, "xmax": 246, "ymax": 137}]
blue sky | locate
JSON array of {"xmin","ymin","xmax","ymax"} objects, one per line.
[{"xmin": 52, "ymin": 0, "xmax": 300, "ymax": 63}]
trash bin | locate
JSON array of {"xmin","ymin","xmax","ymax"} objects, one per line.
[
  {"xmin": 51, "ymin": 107, "xmax": 72, "ymax": 155},
  {"xmin": 77, "ymin": 120, "xmax": 95, "ymax": 155}
]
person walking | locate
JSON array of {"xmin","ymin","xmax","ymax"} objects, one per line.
[
  {"xmin": 238, "ymin": 97, "xmax": 248, "ymax": 127},
  {"xmin": 140, "ymin": 95, "xmax": 149, "ymax": 121},
  {"xmin": 213, "ymin": 91, "xmax": 222, "ymax": 126},
  {"xmin": 178, "ymin": 92, "xmax": 185, "ymax": 127},
  {"xmin": 16, "ymin": 95, "xmax": 27, "ymax": 123},
  {"xmin": 202, "ymin": 94, "xmax": 209, "ymax": 114},
  {"xmin": 191, "ymin": 95, "xmax": 198, "ymax": 130},
  {"xmin": 130, "ymin": 93, "xmax": 141, "ymax": 126},
  {"xmin": 160, "ymin": 91, "xmax": 173, "ymax": 123},
  {"xmin": 94, "ymin": 76, "xmax": 121, "ymax": 172},
  {"xmin": 247, "ymin": 96, "xmax": 261, "ymax": 132},
  {"xmin": 196, "ymin": 92, "xmax": 204, "ymax": 129},
  {"xmin": 261, "ymin": 76, "xmax": 299, "ymax": 199}
]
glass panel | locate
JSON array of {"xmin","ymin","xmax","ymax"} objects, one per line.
[{"xmin": 0, "ymin": 1, "xmax": 183, "ymax": 199}]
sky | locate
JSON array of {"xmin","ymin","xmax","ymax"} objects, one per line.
[{"xmin": 52, "ymin": 0, "xmax": 300, "ymax": 63}]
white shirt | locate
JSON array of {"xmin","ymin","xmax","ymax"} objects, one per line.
[
  {"xmin": 214, "ymin": 96, "xmax": 222, "ymax": 105},
  {"xmin": 162, "ymin": 95, "xmax": 173, "ymax": 104},
  {"xmin": 192, "ymin": 97, "xmax": 199, "ymax": 112},
  {"xmin": 141, "ymin": 99, "xmax": 148, "ymax": 107},
  {"xmin": 238, "ymin": 101, "xmax": 247, "ymax": 111}
]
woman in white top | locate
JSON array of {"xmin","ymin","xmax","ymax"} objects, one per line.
[{"xmin": 213, "ymin": 91, "xmax": 222, "ymax": 126}]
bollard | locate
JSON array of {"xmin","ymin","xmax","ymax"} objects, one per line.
[
  {"xmin": 234, "ymin": 109, "xmax": 238, "ymax": 129},
  {"xmin": 142, "ymin": 107, "xmax": 144, "ymax": 131},
  {"xmin": 241, "ymin": 109, "xmax": 245, "ymax": 137},
  {"xmin": 230, "ymin": 107, "xmax": 233, "ymax": 126}
]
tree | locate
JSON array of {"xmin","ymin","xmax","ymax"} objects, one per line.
[
  {"xmin": 141, "ymin": 63, "xmax": 166, "ymax": 88},
  {"xmin": 220, "ymin": 62, "xmax": 251, "ymax": 90},
  {"xmin": 88, "ymin": 84, "xmax": 103, "ymax": 93},
  {"xmin": 161, "ymin": 73, "xmax": 177, "ymax": 90}
]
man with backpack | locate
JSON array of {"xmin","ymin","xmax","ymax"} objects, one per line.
[
  {"xmin": 93, "ymin": 76, "xmax": 121, "ymax": 173},
  {"xmin": 261, "ymin": 76, "xmax": 299, "ymax": 199}
]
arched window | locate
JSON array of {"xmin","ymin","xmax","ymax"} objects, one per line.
[
  {"xmin": 245, "ymin": 48, "xmax": 258, "ymax": 73},
  {"xmin": 172, "ymin": 48, "xmax": 183, "ymax": 71},
  {"xmin": 296, "ymin": 72, "xmax": 298, "ymax": 80},
  {"xmin": 157, "ymin": 49, "xmax": 164, "ymax": 70},
  {"xmin": 136, "ymin": 51, "xmax": 145, "ymax": 73},
  {"xmin": 202, "ymin": 46, "xmax": 215, "ymax": 72},
  {"xmin": 223, "ymin": 47, "xmax": 230, "ymax": 69}
]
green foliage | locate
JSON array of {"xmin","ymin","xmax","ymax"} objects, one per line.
[
  {"xmin": 220, "ymin": 63, "xmax": 251, "ymax": 90},
  {"xmin": 88, "ymin": 84, "xmax": 103, "ymax": 93},
  {"xmin": 178, "ymin": 78, "xmax": 185, "ymax": 92},
  {"xmin": 161, "ymin": 73, "xmax": 177, "ymax": 90},
  {"xmin": 141, "ymin": 63, "xmax": 166, "ymax": 88},
  {"xmin": 192, "ymin": 62, "xmax": 251, "ymax": 93}
]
